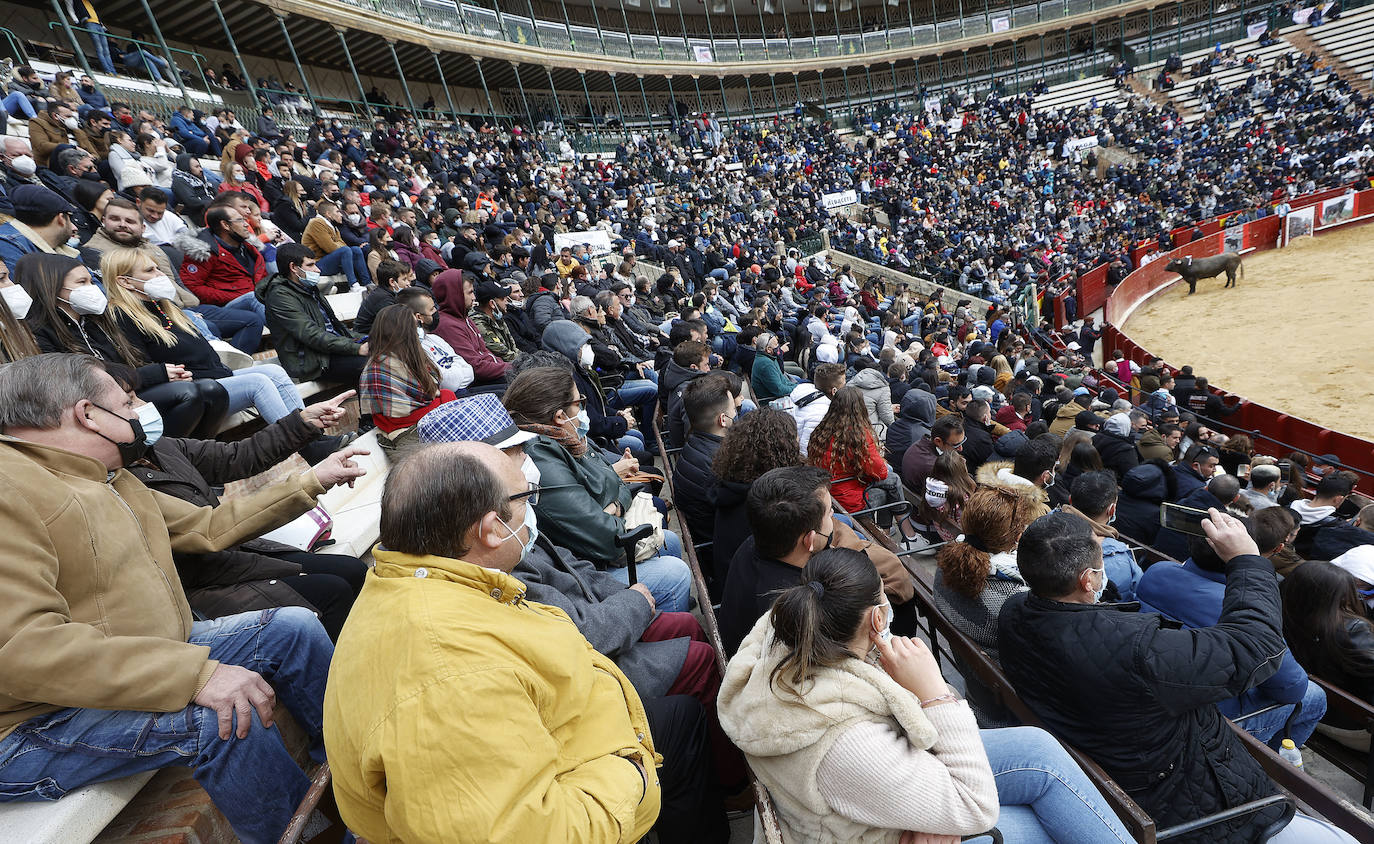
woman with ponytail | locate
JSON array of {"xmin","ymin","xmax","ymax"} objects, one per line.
[{"xmin": 718, "ymin": 546, "xmax": 1131, "ymax": 844}]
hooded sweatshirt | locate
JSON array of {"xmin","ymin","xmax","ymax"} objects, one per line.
[
  {"xmin": 717, "ymin": 615, "xmax": 997, "ymax": 844},
  {"xmin": 887, "ymin": 390, "xmax": 935, "ymax": 465},
  {"xmin": 542, "ymin": 320, "xmax": 626, "ymax": 442},
  {"xmin": 850, "ymin": 368, "xmax": 895, "ymax": 441},
  {"xmin": 431, "ymin": 270, "xmax": 511, "ymax": 382}
]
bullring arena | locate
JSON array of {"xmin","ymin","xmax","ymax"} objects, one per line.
[
  {"xmin": 1123, "ymin": 222, "xmax": 1374, "ymax": 440},
  {"xmin": 4, "ymin": 0, "xmax": 1374, "ymax": 841}
]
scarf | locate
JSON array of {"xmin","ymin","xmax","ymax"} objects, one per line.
[
  {"xmin": 520, "ymin": 421, "xmax": 588, "ymax": 458},
  {"xmin": 174, "ymin": 153, "xmax": 208, "ymax": 191},
  {"xmin": 1063, "ymin": 504, "xmax": 1120, "ymax": 540}
]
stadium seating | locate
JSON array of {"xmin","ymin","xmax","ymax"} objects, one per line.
[{"xmin": 1311, "ymin": 4, "xmax": 1374, "ymax": 84}]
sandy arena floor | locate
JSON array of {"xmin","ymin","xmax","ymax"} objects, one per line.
[{"xmin": 1122, "ymin": 222, "xmax": 1374, "ymax": 440}]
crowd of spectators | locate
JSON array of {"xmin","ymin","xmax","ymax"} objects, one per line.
[{"xmin": 0, "ymin": 32, "xmax": 1372, "ymax": 843}]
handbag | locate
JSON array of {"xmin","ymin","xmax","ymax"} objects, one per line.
[{"xmin": 623, "ymin": 491, "xmax": 666, "ymax": 563}]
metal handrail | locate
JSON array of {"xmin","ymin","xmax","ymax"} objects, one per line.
[
  {"xmin": 45, "ymin": 21, "xmax": 207, "ymax": 65},
  {"xmin": 1061, "ymin": 356, "xmax": 1374, "ymax": 484},
  {"xmin": 317, "ymin": 0, "xmax": 1198, "ymax": 65},
  {"xmin": 0, "ymin": 26, "xmax": 28, "ymax": 65}
]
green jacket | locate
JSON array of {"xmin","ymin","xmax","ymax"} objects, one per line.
[
  {"xmin": 751, "ymin": 353, "xmax": 792, "ymax": 403},
  {"xmin": 255, "ymin": 272, "xmax": 361, "ymax": 381},
  {"xmin": 471, "ymin": 309, "xmax": 518, "ymax": 361},
  {"xmin": 525, "ymin": 436, "xmax": 633, "ymax": 567}
]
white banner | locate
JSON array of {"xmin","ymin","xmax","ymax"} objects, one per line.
[
  {"xmin": 693, "ymin": 44, "xmax": 713, "ymax": 62},
  {"xmin": 555, "ymin": 229, "xmax": 615, "ymax": 259},
  {"xmin": 923, "ymin": 96, "xmax": 942, "ymax": 113},
  {"xmin": 1283, "ymin": 205, "xmax": 1315, "ymax": 245},
  {"xmin": 1247, "ymin": 21, "xmax": 1269, "ymax": 38},
  {"xmin": 1063, "ymin": 135, "xmax": 1099, "ymax": 156},
  {"xmin": 822, "ymin": 189, "xmax": 858, "ymax": 210},
  {"xmin": 990, "ymin": 14, "xmax": 1011, "ymax": 32},
  {"xmin": 1292, "ymin": 7, "xmax": 1314, "ymax": 23}
]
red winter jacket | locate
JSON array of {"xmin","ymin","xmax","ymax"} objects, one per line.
[{"xmin": 176, "ymin": 229, "xmax": 266, "ymax": 306}]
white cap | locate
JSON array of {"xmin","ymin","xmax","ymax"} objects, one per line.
[
  {"xmin": 1332, "ymin": 546, "xmax": 1374, "ymax": 585},
  {"xmin": 667, "ymin": 239, "xmax": 681, "ymax": 248}
]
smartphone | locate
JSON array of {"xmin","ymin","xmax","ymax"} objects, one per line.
[
  {"xmin": 1279, "ymin": 460, "xmax": 1292, "ymax": 484},
  {"xmin": 1160, "ymin": 502, "xmax": 1211, "ymax": 537}
]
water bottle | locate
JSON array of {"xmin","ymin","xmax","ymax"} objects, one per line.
[{"xmin": 1279, "ymin": 738, "xmax": 1303, "ymax": 768}]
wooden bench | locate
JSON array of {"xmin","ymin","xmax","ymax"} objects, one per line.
[
  {"xmin": 652, "ymin": 419, "xmax": 786, "ymax": 844},
  {"xmin": 1305, "ymin": 675, "xmax": 1374, "ymax": 810}
]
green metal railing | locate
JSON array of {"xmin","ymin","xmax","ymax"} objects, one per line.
[
  {"xmin": 0, "ymin": 26, "xmax": 28, "ymax": 65},
  {"xmin": 335, "ymin": 0, "xmax": 1181, "ymax": 64}
]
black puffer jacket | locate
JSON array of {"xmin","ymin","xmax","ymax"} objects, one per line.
[
  {"xmin": 998, "ymin": 555, "xmax": 1292, "ymax": 844},
  {"xmin": 711, "ymin": 477, "xmax": 754, "ymax": 583},
  {"xmin": 127, "ymin": 411, "xmax": 324, "ymax": 619},
  {"xmin": 673, "ymin": 432, "xmax": 723, "ymax": 580},
  {"xmin": 660, "ymin": 360, "xmax": 705, "ymax": 449},
  {"xmin": 1116, "ymin": 459, "xmax": 1177, "ymax": 547},
  {"xmin": 1093, "ymin": 429, "xmax": 1141, "ymax": 481}
]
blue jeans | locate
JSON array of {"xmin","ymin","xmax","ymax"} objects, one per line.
[
  {"xmin": 608, "ymin": 529, "xmax": 691, "ymax": 613},
  {"xmin": 84, "ymin": 21, "xmax": 117, "ymax": 74},
  {"xmin": 609, "ymin": 378, "xmax": 658, "ymax": 420},
  {"xmin": 124, "ymin": 49, "xmax": 172, "ymax": 84},
  {"xmin": 218, "ymin": 363, "xmax": 303, "ymax": 423},
  {"xmin": 0, "ymin": 608, "xmax": 333, "ymax": 844},
  {"xmin": 183, "ymin": 308, "xmax": 218, "ymax": 342},
  {"xmin": 972, "ymin": 726, "xmax": 1133, "ymax": 843},
  {"xmin": 226, "ymin": 290, "xmax": 266, "ymax": 319},
  {"xmin": 315, "ymin": 245, "xmax": 369, "ymax": 287},
  {"xmin": 1235, "ymin": 680, "xmax": 1327, "ymax": 747},
  {"xmin": 194, "ymin": 301, "xmax": 266, "ymax": 353},
  {"xmin": 1, "ymin": 91, "xmax": 35, "ymax": 120}
]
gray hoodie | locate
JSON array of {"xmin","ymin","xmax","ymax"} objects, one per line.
[{"xmin": 850, "ymin": 368, "xmax": 895, "ymax": 441}]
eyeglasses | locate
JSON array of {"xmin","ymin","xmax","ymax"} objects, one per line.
[
  {"xmin": 564, "ymin": 395, "xmax": 586, "ymax": 408},
  {"xmin": 508, "ymin": 482, "xmax": 540, "ymax": 506}
]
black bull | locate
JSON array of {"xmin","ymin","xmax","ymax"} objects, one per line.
[{"xmin": 1164, "ymin": 252, "xmax": 1245, "ymax": 294}]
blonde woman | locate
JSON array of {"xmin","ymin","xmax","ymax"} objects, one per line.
[{"xmin": 99, "ymin": 248, "xmax": 344, "ymax": 458}]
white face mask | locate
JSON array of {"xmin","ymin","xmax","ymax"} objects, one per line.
[
  {"xmin": 63, "ymin": 116, "xmax": 79, "ymax": 131},
  {"xmin": 875, "ymin": 601, "xmax": 894, "ymax": 642},
  {"xmin": 1089, "ymin": 565, "xmax": 1107, "ymax": 603},
  {"xmin": 8, "ymin": 155, "xmax": 36, "ymax": 176},
  {"xmin": 579, "ymin": 345, "xmax": 594, "ymax": 368},
  {"xmin": 346, "ymin": 213, "xmax": 362, "ymax": 226},
  {"xmin": 64, "ymin": 284, "xmax": 107, "ymax": 315},
  {"xmin": 1, "ymin": 284, "xmax": 33, "ymax": 319},
  {"xmin": 139, "ymin": 274, "xmax": 178, "ymax": 301},
  {"xmin": 521, "ymin": 454, "xmax": 541, "ymax": 487}
]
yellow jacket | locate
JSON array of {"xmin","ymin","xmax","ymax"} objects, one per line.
[
  {"xmin": 324, "ymin": 549, "xmax": 662, "ymax": 843},
  {"xmin": 0, "ymin": 436, "xmax": 324, "ymax": 739}
]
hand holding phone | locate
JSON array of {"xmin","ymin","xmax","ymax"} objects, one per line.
[{"xmin": 1160, "ymin": 502, "xmax": 1210, "ymax": 537}]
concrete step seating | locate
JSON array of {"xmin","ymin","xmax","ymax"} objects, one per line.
[
  {"xmin": 1030, "ymin": 73, "xmax": 1128, "ymax": 113},
  {"xmin": 1310, "ymin": 5, "xmax": 1374, "ymax": 80}
]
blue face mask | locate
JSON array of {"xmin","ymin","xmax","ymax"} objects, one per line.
[{"xmin": 136, "ymin": 402, "xmax": 164, "ymax": 447}]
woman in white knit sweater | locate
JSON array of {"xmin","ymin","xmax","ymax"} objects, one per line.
[{"xmin": 718, "ymin": 547, "xmax": 1132, "ymax": 844}]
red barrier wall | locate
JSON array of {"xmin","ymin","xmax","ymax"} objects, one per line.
[{"xmin": 1100, "ymin": 187, "xmax": 1374, "ymax": 488}]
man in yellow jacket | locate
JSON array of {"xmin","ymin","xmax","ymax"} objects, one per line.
[
  {"xmin": 0, "ymin": 353, "xmax": 367, "ymax": 844},
  {"xmin": 326, "ymin": 440, "xmax": 726, "ymax": 843}
]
